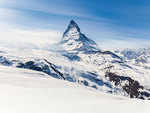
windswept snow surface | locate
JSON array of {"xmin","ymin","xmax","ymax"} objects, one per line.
[
  {"xmin": 0, "ymin": 20, "xmax": 150, "ymax": 112},
  {"xmin": 0, "ymin": 65, "xmax": 149, "ymax": 113}
]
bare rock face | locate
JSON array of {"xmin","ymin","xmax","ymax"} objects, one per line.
[
  {"xmin": 105, "ymin": 72, "xmax": 150, "ymax": 99},
  {"xmin": 17, "ymin": 60, "xmax": 65, "ymax": 80},
  {"xmin": 0, "ymin": 56, "xmax": 12, "ymax": 66}
]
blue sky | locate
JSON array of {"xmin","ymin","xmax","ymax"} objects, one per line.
[{"xmin": 0, "ymin": 0, "xmax": 150, "ymax": 49}]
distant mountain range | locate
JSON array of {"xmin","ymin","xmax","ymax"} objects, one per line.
[{"xmin": 116, "ymin": 48, "xmax": 150, "ymax": 61}]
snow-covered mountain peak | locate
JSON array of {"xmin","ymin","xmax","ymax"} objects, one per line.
[
  {"xmin": 60, "ymin": 20, "xmax": 99, "ymax": 52},
  {"xmin": 62, "ymin": 20, "xmax": 80, "ymax": 41},
  {"xmin": 67, "ymin": 20, "xmax": 80, "ymax": 32}
]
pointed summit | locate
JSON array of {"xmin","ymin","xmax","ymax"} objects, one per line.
[
  {"xmin": 67, "ymin": 20, "xmax": 80, "ymax": 32},
  {"xmin": 60, "ymin": 20, "xmax": 99, "ymax": 52},
  {"xmin": 63, "ymin": 20, "xmax": 80, "ymax": 38}
]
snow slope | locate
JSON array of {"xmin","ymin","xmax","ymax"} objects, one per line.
[
  {"xmin": 0, "ymin": 20, "xmax": 150, "ymax": 100},
  {"xmin": 0, "ymin": 20, "xmax": 150, "ymax": 113},
  {"xmin": 0, "ymin": 65, "xmax": 149, "ymax": 113}
]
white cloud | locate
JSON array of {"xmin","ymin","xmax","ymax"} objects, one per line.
[{"xmin": 0, "ymin": 26, "xmax": 62, "ymax": 49}]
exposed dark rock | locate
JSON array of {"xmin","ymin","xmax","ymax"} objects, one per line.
[
  {"xmin": 111, "ymin": 60, "xmax": 124, "ymax": 64},
  {"xmin": 44, "ymin": 59, "xmax": 65, "ymax": 80},
  {"xmin": 91, "ymin": 85, "xmax": 97, "ymax": 89},
  {"xmin": 83, "ymin": 80, "xmax": 89, "ymax": 86},
  {"xmin": 105, "ymin": 72, "xmax": 150, "ymax": 99},
  {"xmin": 81, "ymin": 72, "xmax": 112, "ymax": 88},
  {"xmin": 0, "ymin": 56, "xmax": 12, "ymax": 66},
  {"xmin": 17, "ymin": 59, "xmax": 65, "ymax": 80},
  {"xmin": 79, "ymin": 80, "xmax": 89, "ymax": 86},
  {"xmin": 86, "ymin": 50, "xmax": 122, "ymax": 61},
  {"xmin": 141, "ymin": 91, "xmax": 150, "ymax": 97},
  {"xmin": 17, "ymin": 61, "xmax": 49, "ymax": 73},
  {"xmin": 62, "ymin": 53, "xmax": 80, "ymax": 61}
]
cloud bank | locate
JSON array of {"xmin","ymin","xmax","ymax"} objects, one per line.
[{"xmin": 0, "ymin": 27, "xmax": 62, "ymax": 49}]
